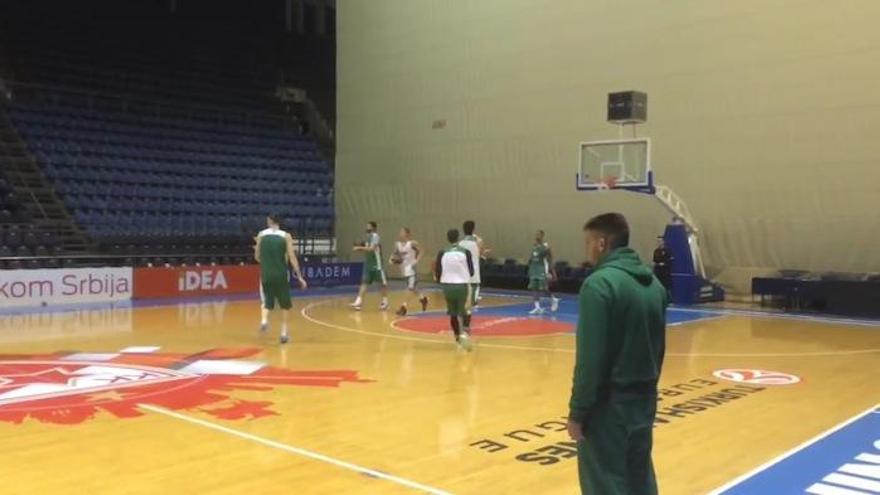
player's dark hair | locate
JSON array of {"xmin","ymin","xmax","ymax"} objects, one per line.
[
  {"xmin": 368, "ymin": 221, "xmax": 377, "ymax": 230},
  {"xmin": 463, "ymin": 220, "xmax": 475, "ymax": 235},
  {"xmin": 402, "ymin": 226, "xmax": 411, "ymax": 235},
  {"xmin": 584, "ymin": 213, "xmax": 629, "ymax": 248},
  {"xmin": 268, "ymin": 213, "xmax": 283, "ymax": 226},
  {"xmin": 447, "ymin": 229, "xmax": 460, "ymax": 243}
]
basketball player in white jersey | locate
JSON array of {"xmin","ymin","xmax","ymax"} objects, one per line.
[
  {"xmin": 459, "ymin": 220, "xmax": 490, "ymax": 310},
  {"xmin": 391, "ymin": 227, "xmax": 429, "ymax": 316},
  {"xmin": 434, "ymin": 228, "xmax": 475, "ymax": 351}
]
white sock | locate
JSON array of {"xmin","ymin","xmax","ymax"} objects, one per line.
[
  {"xmin": 281, "ymin": 325, "xmax": 288, "ymax": 336},
  {"xmin": 261, "ymin": 317, "xmax": 268, "ymax": 325},
  {"xmin": 353, "ymin": 297, "xmax": 362, "ymax": 305},
  {"xmin": 534, "ymin": 301, "xmax": 541, "ymax": 309},
  {"xmin": 382, "ymin": 297, "xmax": 388, "ymax": 305}
]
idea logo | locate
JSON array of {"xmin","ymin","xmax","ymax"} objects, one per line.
[
  {"xmin": 712, "ymin": 369, "xmax": 801, "ymax": 386},
  {"xmin": 178, "ymin": 269, "xmax": 228, "ymax": 292}
]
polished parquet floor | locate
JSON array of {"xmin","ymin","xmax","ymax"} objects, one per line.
[{"xmin": 1, "ymin": 288, "xmax": 878, "ymax": 494}]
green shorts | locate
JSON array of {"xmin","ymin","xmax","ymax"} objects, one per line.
[
  {"xmin": 362, "ymin": 268, "xmax": 387, "ymax": 285},
  {"xmin": 528, "ymin": 277, "xmax": 548, "ymax": 291},
  {"xmin": 443, "ymin": 284, "xmax": 470, "ymax": 317},
  {"xmin": 261, "ymin": 276, "xmax": 292, "ymax": 310}
]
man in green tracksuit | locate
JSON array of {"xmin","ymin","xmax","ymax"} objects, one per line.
[
  {"xmin": 567, "ymin": 213, "xmax": 668, "ymax": 495},
  {"xmin": 527, "ymin": 229, "xmax": 559, "ymax": 315}
]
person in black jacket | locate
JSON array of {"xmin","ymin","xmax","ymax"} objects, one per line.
[{"xmin": 652, "ymin": 237, "xmax": 673, "ymax": 292}]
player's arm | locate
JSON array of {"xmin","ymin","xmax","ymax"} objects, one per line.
[
  {"xmin": 569, "ymin": 278, "xmax": 612, "ymax": 425},
  {"xmin": 388, "ymin": 242, "xmax": 403, "ymax": 264},
  {"xmin": 254, "ymin": 235, "xmax": 262, "ymax": 263},
  {"xmin": 547, "ymin": 244, "xmax": 557, "ymax": 280},
  {"xmin": 433, "ymin": 250, "xmax": 444, "ymax": 282},
  {"xmin": 464, "ymin": 249, "xmax": 475, "ymax": 277},
  {"xmin": 286, "ymin": 234, "xmax": 308, "ymax": 289},
  {"xmin": 355, "ymin": 232, "xmax": 378, "ymax": 252},
  {"xmin": 411, "ymin": 241, "xmax": 421, "ymax": 263},
  {"xmin": 463, "ymin": 251, "xmax": 475, "ymax": 309},
  {"xmin": 477, "ymin": 237, "xmax": 490, "ymax": 258},
  {"xmin": 353, "ymin": 233, "xmax": 373, "ymax": 253}
]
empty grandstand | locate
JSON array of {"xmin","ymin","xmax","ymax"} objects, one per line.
[{"xmin": 0, "ymin": 0, "xmax": 336, "ymax": 269}]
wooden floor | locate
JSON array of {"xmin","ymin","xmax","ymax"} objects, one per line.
[{"xmin": 1, "ymin": 288, "xmax": 878, "ymax": 495}]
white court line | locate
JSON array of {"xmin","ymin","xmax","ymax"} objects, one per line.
[
  {"xmin": 140, "ymin": 404, "xmax": 453, "ymax": 495},
  {"xmin": 483, "ymin": 290, "xmax": 880, "ymax": 327},
  {"xmin": 667, "ymin": 348, "xmax": 880, "ymax": 357},
  {"xmin": 707, "ymin": 404, "xmax": 880, "ymax": 494},
  {"xmin": 671, "ymin": 306, "xmax": 880, "ymax": 328},
  {"xmin": 301, "ymin": 299, "xmax": 575, "ymax": 353},
  {"xmin": 301, "ymin": 299, "xmax": 880, "ymax": 358},
  {"xmin": 389, "ymin": 315, "xmax": 573, "ymax": 340}
]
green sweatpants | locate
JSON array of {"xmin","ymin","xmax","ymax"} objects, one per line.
[
  {"xmin": 577, "ymin": 396, "xmax": 658, "ymax": 495},
  {"xmin": 442, "ymin": 284, "xmax": 469, "ymax": 317}
]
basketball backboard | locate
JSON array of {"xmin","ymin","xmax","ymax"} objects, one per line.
[{"xmin": 576, "ymin": 137, "xmax": 653, "ymax": 193}]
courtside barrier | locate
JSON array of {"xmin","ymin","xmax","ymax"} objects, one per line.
[
  {"xmin": 132, "ymin": 263, "xmax": 363, "ymax": 299},
  {"xmin": 298, "ymin": 262, "xmax": 362, "ymax": 288},
  {"xmin": 133, "ymin": 265, "xmax": 260, "ymax": 299},
  {"xmin": 0, "ymin": 267, "xmax": 133, "ymax": 308}
]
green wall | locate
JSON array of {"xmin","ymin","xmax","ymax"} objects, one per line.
[{"xmin": 336, "ymin": 0, "xmax": 880, "ymax": 292}]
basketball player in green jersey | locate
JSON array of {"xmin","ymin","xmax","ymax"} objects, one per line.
[
  {"xmin": 255, "ymin": 214, "xmax": 307, "ymax": 344},
  {"xmin": 459, "ymin": 220, "xmax": 490, "ymax": 310},
  {"xmin": 528, "ymin": 230, "xmax": 559, "ymax": 314},
  {"xmin": 350, "ymin": 221, "xmax": 389, "ymax": 311}
]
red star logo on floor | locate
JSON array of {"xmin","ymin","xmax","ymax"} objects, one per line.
[
  {"xmin": 0, "ymin": 348, "xmax": 372, "ymax": 425},
  {"xmin": 0, "ymin": 366, "xmax": 81, "ymax": 387}
]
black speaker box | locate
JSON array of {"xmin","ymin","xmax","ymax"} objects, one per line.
[{"xmin": 607, "ymin": 91, "xmax": 647, "ymax": 123}]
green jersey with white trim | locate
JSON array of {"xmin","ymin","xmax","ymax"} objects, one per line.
[
  {"xmin": 528, "ymin": 242, "xmax": 550, "ymax": 279},
  {"xmin": 363, "ymin": 232, "xmax": 383, "ymax": 272},
  {"xmin": 258, "ymin": 228, "xmax": 289, "ymax": 281}
]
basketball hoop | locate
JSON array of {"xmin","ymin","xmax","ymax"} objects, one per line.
[
  {"xmin": 576, "ymin": 138, "xmax": 651, "ymax": 192},
  {"xmin": 596, "ymin": 176, "xmax": 618, "ymax": 191}
]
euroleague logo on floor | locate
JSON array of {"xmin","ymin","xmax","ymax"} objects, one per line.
[
  {"xmin": 0, "ymin": 348, "xmax": 371, "ymax": 426},
  {"xmin": 712, "ymin": 368, "xmax": 801, "ymax": 385}
]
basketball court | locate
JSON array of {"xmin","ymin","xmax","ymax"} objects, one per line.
[
  {"xmin": 2, "ymin": 287, "xmax": 877, "ymax": 494},
  {"xmin": 2, "ymin": 3, "xmax": 879, "ymax": 493}
]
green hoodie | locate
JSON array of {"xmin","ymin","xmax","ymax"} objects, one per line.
[{"xmin": 569, "ymin": 247, "xmax": 668, "ymax": 422}]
